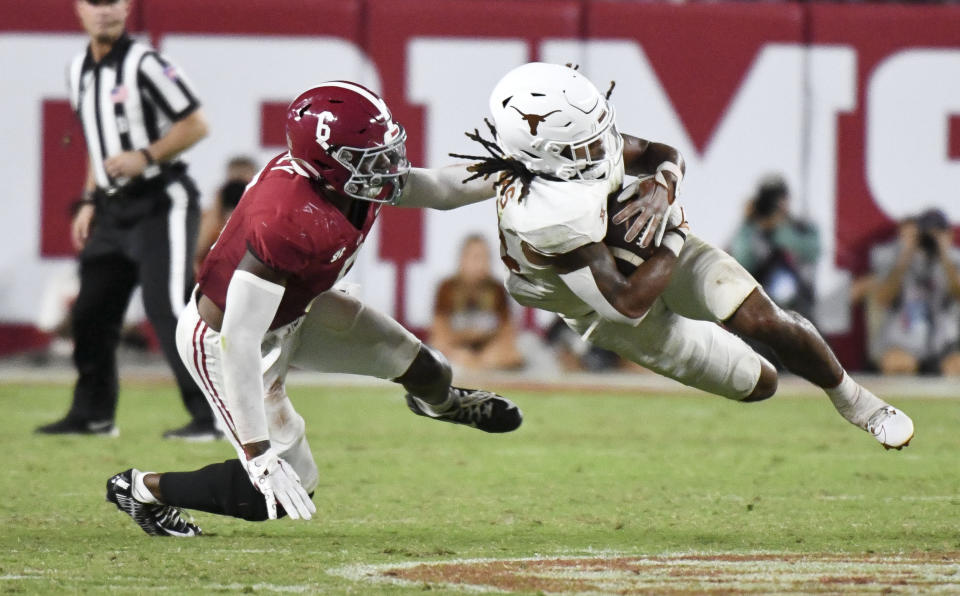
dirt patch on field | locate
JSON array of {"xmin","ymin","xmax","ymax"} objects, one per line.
[{"xmin": 336, "ymin": 552, "xmax": 960, "ymax": 594}]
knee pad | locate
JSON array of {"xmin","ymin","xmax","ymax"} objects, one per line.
[{"xmin": 632, "ymin": 315, "xmax": 763, "ymax": 401}]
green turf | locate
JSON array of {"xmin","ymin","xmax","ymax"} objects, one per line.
[{"xmin": 1, "ymin": 381, "xmax": 958, "ymax": 593}]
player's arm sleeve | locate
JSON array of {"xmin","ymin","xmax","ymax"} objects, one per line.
[
  {"xmin": 551, "ymin": 237, "xmax": 683, "ymax": 326},
  {"xmin": 219, "ymin": 270, "xmax": 285, "ymax": 445},
  {"xmin": 138, "ymin": 52, "xmax": 201, "ymax": 121},
  {"xmin": 397, "ymin": 166, "xmax": 496, "ymax": 210},
  {"xmin": 558, "ymin": 266, "xmax": 648, "ymax": 327}
]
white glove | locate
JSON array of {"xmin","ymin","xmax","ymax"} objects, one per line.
[
  {"xmin": 665, "ymin": 202, "xmax": 685, "ymax": 229},
  {"xmin": 612, "ymin": 176, "xmax": 672, "ymax": 248},
  {"xmin": 243, "ymin": 449, "xmax": 316, "ymax": 520}
]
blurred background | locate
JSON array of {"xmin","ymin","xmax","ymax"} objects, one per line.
[{"xmin": 2, "ymin": 0, "xmax": 959, "ymax": 375}]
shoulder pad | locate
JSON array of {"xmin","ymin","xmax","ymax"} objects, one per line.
[{"xmin": 502, "ymin": 178, "xmax": 608, "ymax": 255}]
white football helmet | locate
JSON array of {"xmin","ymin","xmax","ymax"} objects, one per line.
[{"xmin": 489, "ymin": 62, "xmax": 623, "ymax": 181}]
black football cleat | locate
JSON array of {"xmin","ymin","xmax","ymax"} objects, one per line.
[
  {"xmin": 405, "ymin": 387, "xmax": 522, "ymax": 433},
  {"xmin": 35, "ymin": 416, "xmax": 118, "ymax": 437},
  {"xmin": 106, "ymin": 469, "xmax": 201, "ymax": 537}
]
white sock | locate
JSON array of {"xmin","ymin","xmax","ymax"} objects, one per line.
[
  {"xmin": 131, "ymin": 470, "xmax": 160, "ymax": 505},
  {"xmin": 824, "ymin": 372, "xmax": 886, "ymax": 427}
]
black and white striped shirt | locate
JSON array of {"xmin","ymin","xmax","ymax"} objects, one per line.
[{"xmin": 68, "ymin": 33, "xmax": 200, "ymax": 193}]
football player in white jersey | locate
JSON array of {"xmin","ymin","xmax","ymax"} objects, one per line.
[{"xmin": 450, "ymin": 62, "xmax": 913, "ymax": 450}]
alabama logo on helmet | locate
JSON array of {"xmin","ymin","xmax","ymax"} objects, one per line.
[{"xmin": 285, "ymin": 81, "xmax": 410, "ymax": 204}]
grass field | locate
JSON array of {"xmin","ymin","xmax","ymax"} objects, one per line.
[{"xmin": 1, "ymin": 380, "xmax": 958, "ymax": 594}]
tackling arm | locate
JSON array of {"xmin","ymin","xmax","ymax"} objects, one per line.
[
  {"xmin": 217, "ymin": 251, "xmax": 315, "ymax": 521},
  {"xmin": 396, "ymin": 165, "xmax": 496, "ymax": 210}
]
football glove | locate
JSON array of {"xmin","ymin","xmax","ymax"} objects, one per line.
[
  {"xmin": 612, "ymin": 176, "xmax": 672, "ymax": 248},
  {"xmin": 243, "ymin": 448, "xmax": 316, "ymax": 521}
]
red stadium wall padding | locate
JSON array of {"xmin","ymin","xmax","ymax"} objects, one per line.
[
  {"xmin": 0, "ymin": 0, "xmax": 147, "ymax": 33},
  {"xmin": 41, "ymin": 100, "xmax": 86, "ymax": 258},
  {"xmin": 806, "ymin": 5, "xmax": 960, "ymax": 368},
  {"xmin": 587, "ymin": 2, "xmax": 804, "ymax": 153},
  {"xmin": 809, "ymin": 4, "xmax": 960, "ymax": 273},
  {"xmin": 140, "ymin": 0, "xmax": 364, "ymax": 189},
  {"xmin": 2, "ymin": 0, "xmax": 960, "ymax": 368},
  {"xmin": 141, "ymin": 0, "xmax": 361, "ymax": 39}
]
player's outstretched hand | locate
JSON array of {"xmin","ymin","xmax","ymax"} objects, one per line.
[
  {"xmin": 243, "ymin": 448, "xmax": 316, "ymax": 520},
  {"xmin": 612, "ymin": 176, "xmax": 672, "ymax": 248}
]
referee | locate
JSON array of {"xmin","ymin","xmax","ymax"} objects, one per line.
[{"xmin": 36, "ymin": 0, "xmax": 218, "ymax": 440}]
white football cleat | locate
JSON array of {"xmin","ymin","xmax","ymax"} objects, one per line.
[{"xmin": 865, "ymin": 406, "xmax": 914, "ymax": 450}]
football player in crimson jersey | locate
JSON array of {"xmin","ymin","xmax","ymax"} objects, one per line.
[
  {"xmin": 455, "ymin": 63, "xmax": 913, "ymax": 452},
  {"xmin": 104, "ymin": 81, "xmax": 541, "ymax": 535}
]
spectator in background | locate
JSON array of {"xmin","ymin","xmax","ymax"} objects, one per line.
[
  {"xmin": 729, "ymin": 175, "xmax": 821, "ymax": 321},
  {"xmin": 430, "ymin": 234, "xmax": 524, "ymax": 371},
  {"xmin": 194, "ymin": 156, "xmax": 258, "ymax": 275},
  {"xmin": 865, "ymin": 208, "xmax": 960, "ymax": 376}
]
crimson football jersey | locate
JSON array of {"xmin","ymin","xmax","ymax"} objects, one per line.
[{"xmin": 197, "ymin": 153, "xmax": 380, "ymax": 329}]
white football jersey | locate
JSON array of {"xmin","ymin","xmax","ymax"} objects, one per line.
[{"xmin": 496, "ymin": 161, "xmax": 624, "ymax": 319}]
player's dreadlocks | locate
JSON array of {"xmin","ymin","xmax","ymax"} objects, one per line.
[
  {"xmin": 448, "ymin": 117, "xmax": 537, "ymax": 203},
  {"xmin": 449, "ymin": 64, "xmax": 616, "ymax": 204}
]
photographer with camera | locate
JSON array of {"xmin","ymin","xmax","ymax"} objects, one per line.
[
  {"xmin": 866, "ymin": 208, "xmax": 960, "ymax": 376},
  {"xmin": 729, "ymin": 175, "xmax": 821, "ymax": 321}
]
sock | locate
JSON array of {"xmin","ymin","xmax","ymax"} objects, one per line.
[
  {"xmin": 415, "ymin": 387, "xmax": 458, "ymax": 415},
  {"xmin": 131, "ymin": 470, "xmax": 160, "ymax": 504},
  {"xmin": 824, "ymin": 372, "xmax": 885, "ymax": 427},
  {"xmin": 158, "ymin": 459, "xmax": 277, "ymax": 521}
]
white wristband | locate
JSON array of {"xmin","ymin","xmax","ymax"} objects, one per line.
[
  {"xmin": 654, "ymin": 161, "xmax": 683, "ymax": 189},
  {"xmin": 661, "ymin": 229, "xmax": 686, "ymax": 257}
]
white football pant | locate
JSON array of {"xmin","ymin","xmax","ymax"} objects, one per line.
[{"xmin": 175, "ymin": 288, "xmax": 422, "ymax": 493}]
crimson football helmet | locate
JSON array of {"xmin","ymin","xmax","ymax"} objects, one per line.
[{"xmin": 285, "ymin": 82, "xmax": 409, "ymax": 203}]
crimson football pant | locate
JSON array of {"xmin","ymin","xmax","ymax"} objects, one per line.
[{"xmin": 68, "ymin": 182, "xmax": 211, "ymax": 426}]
